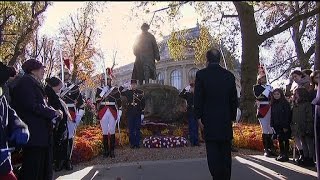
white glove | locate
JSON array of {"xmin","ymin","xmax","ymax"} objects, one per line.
[
  {"xmin": 141, "ymin": 114, "xmax": 144, "ymax": 121},
  {"xmin": 236, "ymin": 108, "xmax": 241, "ymax": 123},
  {"xmin": 117, "ymin": 110, "xmax": 122, "ymax": 122},
  {"xmin": 185, "ymin": 85, "xmax": 191, "ymax": 92},
  {"xmin": 122, "ymin": 82, "xmax": 131, "ymax": 91},
  {"xmin": 75, "ymin": 109, "xmax": 85, "ymax": 126}
]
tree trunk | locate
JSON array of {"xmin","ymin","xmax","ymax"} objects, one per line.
[
  {"xmin": 315, "ymin": 2, "xmax": 320, "ymax": 70},
  {"xmin": 234, "ymin": 2, "xmax": 260, "ymax": 123},
  {"xmin": 292, "ymin": 20, "xmax": 311, "ymax": 70}
]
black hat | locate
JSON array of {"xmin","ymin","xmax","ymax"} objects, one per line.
[
  {"xmin": 131, "ymin": 79, "xmax": 137, "ymax": 84},
  {"xmin": 7, "ymin": 66, "xmax": 16, "ymax": 77},
  {"xmin": 22, "ymin": 59, "xmax": 45, "ymax": 74},
  {"xmin": 0, "ymin": 62, "xmax": 10, "ymax": 85},
  {"xmin": 141, "ymin": 23, "xmax": 150, "ymax": 30}
]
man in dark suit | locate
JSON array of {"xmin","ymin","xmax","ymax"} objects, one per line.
[{"xmin": 194, "ymin": 48, "xmax": 238, "ymax": 180}]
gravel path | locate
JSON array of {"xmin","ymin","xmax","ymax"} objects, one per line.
[{"xmin": 78, "ymin": 143, "xmax": 262, "ymax": 167}]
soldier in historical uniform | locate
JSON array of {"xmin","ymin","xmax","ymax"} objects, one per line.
[
  {"xmin": 96, "ymin": 70, "xmax": 122, "ymax": 158},
  {"xmin": 120, "ymin": 79, "xmax": 145, "ymax": 148},
  {"xmin": 59, "ymin": 68, "xmax": 85, "ymax": 170},
  {"xmin": 253, "ymin": 73, "xmax": 277, "ymax": 157},
  {"xmin": 132, "ymin": 23, "xmax": 160, "ymax": 85}
]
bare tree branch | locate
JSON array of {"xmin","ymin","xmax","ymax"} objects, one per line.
[
  {"xmin": 266, "ymin": 55, "xmax": 297, "ymax": 70},
  {"xmin": 306, "ymin": 43, "xmax": 316, "ymax": 59},
  {"xmin": 258, "ymin": 3, "xmax": 319, "ymax": 44},
  {"xmin": 270, "ymin": 60, "xmax": 299, "ymax": 84}
]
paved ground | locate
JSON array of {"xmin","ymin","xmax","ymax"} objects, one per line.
[{"xmin": 54, "ymin": 155, "xmax": 317, "ymax": 180}]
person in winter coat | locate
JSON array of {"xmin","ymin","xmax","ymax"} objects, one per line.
[
  {"xmin": 194, "ymin": 48, "xmax": 238, "ymax": 180},
  {"xmin": 11, "ymin": 59, "xmax": 63, "ymax": 180},
  {"xmin": 270, "ymin": 88, "xmax": 292, "ymax": 162},
  {"xmin": 45, "ymin": 77, "xmax": 73, "ymax": 171},
  {"xmin": 0, "ymin": 62, "xmax": 29, "ymax": 180},
  {"xmin": 286, "ymin": 70, "xmax": 312, "ymax": 98},
  {"xmin": 291, "ymin": 87, "xmax": 315, "ymax": 166}
]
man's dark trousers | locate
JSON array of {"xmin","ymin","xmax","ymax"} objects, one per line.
[
  {"xmin": 205, "ymin": 140, "xmax": 232, "ymax": 180},
  {"xmin": 128, "ymin": 111, "xmax": 141, "ymax": 147},
  {"xmin": 188, "ymin": 113, "xmax": 199, "ymax": 145}
]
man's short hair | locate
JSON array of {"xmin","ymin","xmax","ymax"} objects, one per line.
[{"xmin": 206, "ymin": 48, "xmax": 221, "ymax": 63}]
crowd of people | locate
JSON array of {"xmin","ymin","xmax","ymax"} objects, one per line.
[
  {"xmin": 254, "ymin": 67, "xmax": 320, "ymax": 167},
  {"xmin": 0, "ymin": 57, "xmax": 150, "ymax": 180},
  {"xmin": 0, "ymin": 59, "xmax": 87, "ymax": 180}
]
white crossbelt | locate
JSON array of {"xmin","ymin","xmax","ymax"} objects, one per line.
[
  {"xmin": 257, "ymin": 101, "xmax": 270, "ymax": 105},
  {"xmin": 66, "ymin": 104, "xmax": 76, "ymax": 108},
  {"xmin": 100, "ymin": 102, "xmax": 116, "ymax": 106}
]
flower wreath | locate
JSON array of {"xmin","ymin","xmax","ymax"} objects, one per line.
[{"xmin": 143, "ymin": 136, "xmax": 188, "ymax": 148}]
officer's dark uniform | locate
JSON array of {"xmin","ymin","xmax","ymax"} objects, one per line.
[
  {"xmin": 120, "ymin": 80, "xmax": 145, "ymax": 148},
  {"xmin": 61, "ymin": 80, "xmax": 84, "ymax": 170},
  {"xmin": 179, "ymin": 84, "xmax": 199, "ymax": 146}
]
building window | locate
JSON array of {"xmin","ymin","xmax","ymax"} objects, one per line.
[
  {"xmin": 157, "ymin": 72, "xmax": 164, "ymax": 85},
  {"xmin": 188, "ymin": 68, "xmax": 199, "ymax": 82},
  {"xmin": 170, "ymin": 69, "xmax": 182, "ymax": 90}
]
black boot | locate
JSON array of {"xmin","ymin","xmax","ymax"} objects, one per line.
[
  {"xmin": 283, "ymin": 139, "xmax": 289, "ymax": 161},
  {"xmin": 103, "ymin": 135, "xmax": 110, "ymax": 158},
  {"xmin": 110, "ymin": 134, "xmax": 116, "ymax": 158},
  {"xmin": 262, "ymin": 134, "xmax": 271, "ymax": 157},
  {"xmin": 276, "ymin": 140, "xmax": 289, "ymax": 162},
  {"xmin": 55, "ymin": 160, "xmax": 65, "ymax": 172},
  {"xmin": 65, "ymin": 138, "xmax": 74, "ymax": 170},
  {"xmin": 296, "ymin": 150, "xmax": 305, "ymax": 166},
  {"xmin": 276, "ymin": 140, "xmax": 284, "ymax": 161}
]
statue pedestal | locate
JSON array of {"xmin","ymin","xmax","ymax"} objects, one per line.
[
  {"xmin": 142, "ymin": 121, "xmax": 172, "ymax": 136},
  {"xmin": 139, "ymin": 84, "xmax": 187, "ymax": 124}
]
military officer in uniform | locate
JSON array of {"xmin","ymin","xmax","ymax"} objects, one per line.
[
  {"xmin": 59, "ymin": 68, "xmax": 85, "ymax": 170},
  {"xmin": 253, "ymin": 73, "xmax": 276, "ymax": 157},
  {"xmin": 96, "ymin": 71, "xmax": 122, "ymax": 158},
  {"xmin": 179, "ymin": 82, "xmax": 199, "ymax": 146},
  {"xmin": 120, "ymin": 79, "xmax": 145, "ymax": 148}
]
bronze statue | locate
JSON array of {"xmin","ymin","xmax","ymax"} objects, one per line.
[{"xmin": 132, "ymin": 23, "xmax": 160, "ymax": 85}]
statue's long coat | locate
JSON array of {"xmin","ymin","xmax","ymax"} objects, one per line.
[{"xmin": 132, "ymin": 31, "xmax": 160, "ymax": 81}]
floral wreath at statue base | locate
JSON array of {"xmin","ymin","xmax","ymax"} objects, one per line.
[{"xmin": 143, "ymin": 136, "xmax": 188, "ymax": 148}]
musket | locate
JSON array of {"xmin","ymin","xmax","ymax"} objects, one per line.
[{"xmin": 60, "ymin": 80, "xmax": 85, "ymax": 98}]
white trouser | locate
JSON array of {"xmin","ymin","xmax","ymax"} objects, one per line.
[
  {"xmin": 67, "ymin": 120, "xmax": 77, "ymax": 139},
  {"xmin": 66, "ymin": 109, "xmax": 84, "ymax": 139},
  {"xmin": 258, "ymin": 107, "xmax": 273, "ymax": 134},
  {"xmin": 100, "ymin": 108, "xmax": 116, "ymax": 135}
]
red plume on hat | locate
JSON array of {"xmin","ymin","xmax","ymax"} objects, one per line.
[
  {"xmin": 106, "ymin": 67, "xmax": 115, "ymax": 79},
  {"xmin": 257, "ymin": 64, "xmax": 266, "ymax": 80},
  {"xmin": 63, "ymin": 58, "xmax": 71, "ymax": 70}
]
